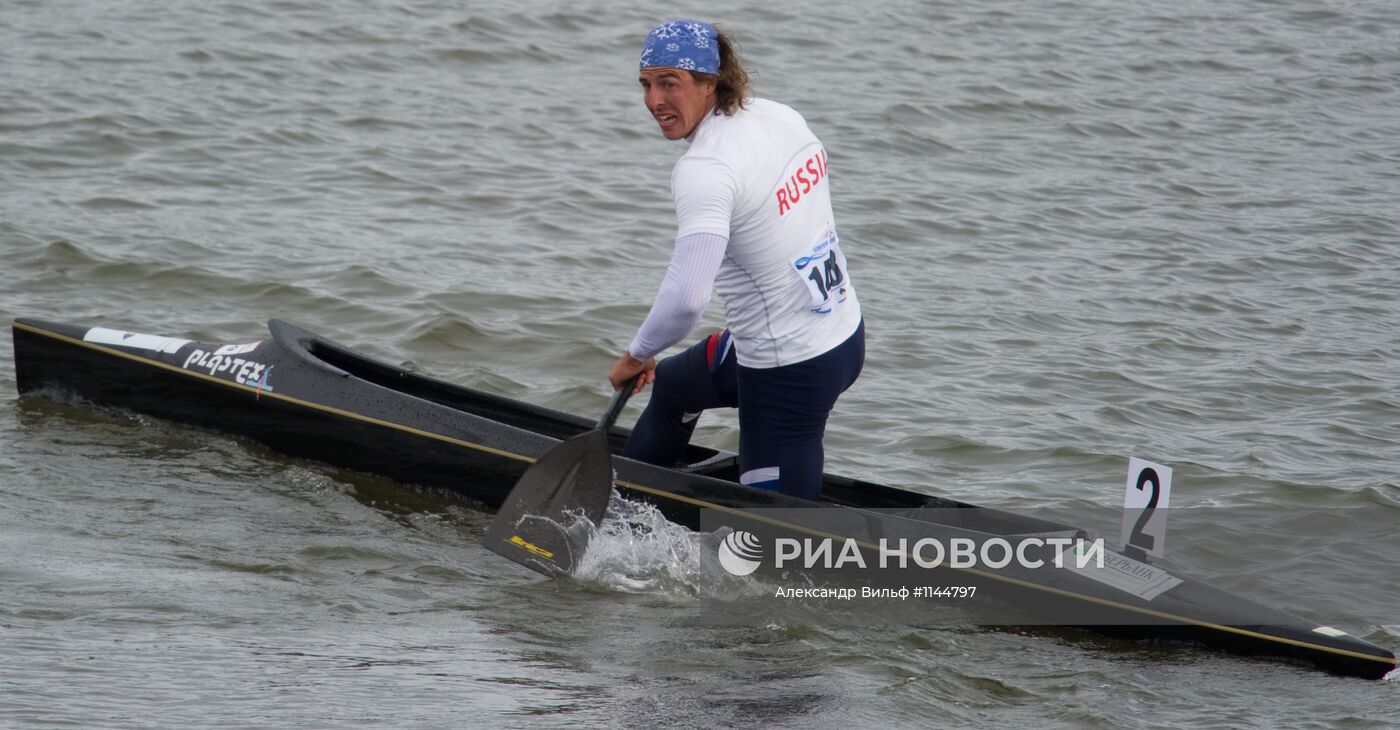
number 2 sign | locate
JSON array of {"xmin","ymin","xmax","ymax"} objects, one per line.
[{"xmin": 1121, "ymin": 457, "xmax": 1172, "ymax": 560}]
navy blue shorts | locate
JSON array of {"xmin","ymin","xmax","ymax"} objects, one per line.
[{"xmin": 622, "ymin": 321, "xmax": 864, "ymax": 501}]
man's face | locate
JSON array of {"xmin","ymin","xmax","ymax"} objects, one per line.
[{"xmin": 640, "ymin": 67, "xmax": 717, "ymax": 140}]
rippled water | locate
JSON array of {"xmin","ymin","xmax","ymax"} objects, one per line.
[{"xmin": 3, "ymin": 0, "xmax": 1399, "ymax": 727}]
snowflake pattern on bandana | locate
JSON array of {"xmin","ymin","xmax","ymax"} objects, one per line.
[{"xmin": 640, "ymin": 19, "xmax": 719, "ymax": 74}]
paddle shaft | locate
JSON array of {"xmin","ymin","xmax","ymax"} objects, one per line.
[{"xmin": 596, "ymin": 375, "xmax": 640, "ymax": 431}]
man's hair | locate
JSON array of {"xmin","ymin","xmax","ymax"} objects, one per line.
[{"xmin": 692, "ymin": 27, "xmax": 750, "ymax": 116}]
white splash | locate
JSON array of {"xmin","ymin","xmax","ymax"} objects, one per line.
[{"xmin": 571, "ymin": 491, "xmax": 770, "ymax": 599}]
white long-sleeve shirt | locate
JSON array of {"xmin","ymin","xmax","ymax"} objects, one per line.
[
  {"xmin": 627, "ymin": 231, "xmax": 728, "ymax": 360},
  {"xmin": 628, "ymin": 98, "xmax": 862, "ymax": 368}
]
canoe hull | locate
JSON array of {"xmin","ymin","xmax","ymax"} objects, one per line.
[{"xmin": 12, "ymin": 317, "xmax": 1396, "ymax": 680}]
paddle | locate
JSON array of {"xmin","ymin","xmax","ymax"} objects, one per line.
[{"xmin": 482, "ymin": 377, "xmax": 639, "ymax": 577}]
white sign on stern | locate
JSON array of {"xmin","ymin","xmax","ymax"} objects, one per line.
[{"xmin": 1120, "ymin": 457, "xmax": 1172, "ymax": 559}]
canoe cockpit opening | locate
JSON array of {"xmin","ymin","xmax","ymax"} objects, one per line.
[
  {"xmin": 300, "ymin": 338, "xmax": 591, "ymax": 441},
  {"xmin": 300, "ymin": 336, "xmax": 747, "ymax": 469},
  {"xmin": 296, "ymin": 335, "xmax": 1001, "ymax": 509}
]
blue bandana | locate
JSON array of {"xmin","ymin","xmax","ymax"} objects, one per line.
[{"xmin": 639, "ymin": 19, "xmax": 720, "ymax": 75}]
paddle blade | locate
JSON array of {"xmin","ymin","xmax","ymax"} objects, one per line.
[{"xmin": 483, "ymin": 428, "xmax": 615, "ymax": 577}]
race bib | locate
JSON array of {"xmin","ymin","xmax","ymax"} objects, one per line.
[{"xmin": 791, "ymin": 226, "xmax": 849, "ymax": 314}]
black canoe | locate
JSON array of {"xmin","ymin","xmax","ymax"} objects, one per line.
[{"xmin": 10, "ymin": 317, "xmax": 1397, "ymax": 680}]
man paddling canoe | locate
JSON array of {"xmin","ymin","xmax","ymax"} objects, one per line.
[{"xmin": 608, "ymin": 19, "xmax": 865, "ymax": 501}]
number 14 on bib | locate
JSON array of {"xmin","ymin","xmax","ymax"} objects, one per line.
[{"xmin": 793, "ymin": 229, "xmax": 849, "ymax": 314}]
